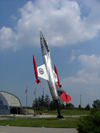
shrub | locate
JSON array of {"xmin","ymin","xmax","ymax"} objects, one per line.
[{"xmin": 77, "ymin": 109, "xmax": 100, "ymax": 133}]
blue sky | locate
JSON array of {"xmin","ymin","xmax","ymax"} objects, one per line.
[{"xmin": 0, "ymin": 0, "xmax": 100, "ymax": 107}]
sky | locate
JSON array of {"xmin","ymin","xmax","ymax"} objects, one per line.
[{"xmin": 0, "ymin": 0, "xmax": 100, "ymax": 108}]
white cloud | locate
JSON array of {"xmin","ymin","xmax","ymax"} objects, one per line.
[
  {"xmin": 64, "ymin": 54, "xmax": 100, "ymax": 84},
  {"xmin": 62, "ymin": 54, "xmax": 100, "ymax": 96},
  {"xmin": 0, "ymin": 0, "xmax": 100, "ymax": 50},
  {"xmin": 0, "ymin": 26, "xmax": 16, "ymax": 50},
  {"xmin": 78, "ymin": 54, "xmax": 100, "ymax": 71},
  {"xmin": 11, "ymin": 15, "xmax": 16, "ymax": 20},
  {"xmin": 62, "ymin": 70, "xmax": 100, "ymax": 87},
  {"xmin": 68, "ymin": 55, "xmax": 76, "ymax": 63},
  {"xmin": 62, "ymin": 76, "xmax": 88, "ymax": 85},
  {"xmin": 86, "ymin": 87, "xmax": 100, "ymax": 97},
  {"xmin": 68, "ymin": 49, "xmax": 80, "ymax": 63},
  {"xmin": 78, "ymin": 54, "xmax": 100, "ymax": 84},
  {"xmin": 77, "ymin": 69, "xmax": 100, "ymax": 84}
]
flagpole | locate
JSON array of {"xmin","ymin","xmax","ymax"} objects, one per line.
[
  {"xmin": 26, "ymin": 87, "xmax": 28, "ymax": 115},
  {"xmin": 26, "ymin": 91, "xmax": 27, "ymax": 115},
  {"xmin": 34, "ymin": 88, "xmax": 36, "ymax": 115}
]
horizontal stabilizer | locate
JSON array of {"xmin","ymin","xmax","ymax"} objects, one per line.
[{"xmin": 60, "ymin": 93, "xmax": 71, "ymax": 103}]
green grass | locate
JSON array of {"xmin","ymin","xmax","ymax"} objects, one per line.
[
  {"xmin": 0, "ymin": 109, "xmax": 90, "ymax": 128},
  {"xmin": 61, "ymin": 109, "xmax": 90, "ymax": 116},
  {"xmin": 0, "ymin": 117, "xmax": 79, "ymax": 128},
  {"xmin": 36, "ymin": 109, "xmax": 90, "ymax": 116},
  {"xmin": 0, "ymin": 116, "xmax": 14, "ymax": 118}
]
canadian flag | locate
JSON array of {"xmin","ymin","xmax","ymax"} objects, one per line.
[
  {"xmin": 25, "ymin": 89, "xmax": 27, "ymax": 93},
  {"xmin": 34, "ymin": 89, "xmax": 36, "ymax": 94}
]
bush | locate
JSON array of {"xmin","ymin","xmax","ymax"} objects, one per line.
[{"xmin": 77, "ymin": 109, "xmax": 100, "ymax": 133}]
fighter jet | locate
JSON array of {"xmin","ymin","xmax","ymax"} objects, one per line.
[{"xmin": 33, "ymin": 30, "xmax": 71, "ymax": 119}]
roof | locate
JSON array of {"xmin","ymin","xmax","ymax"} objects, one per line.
[
  {"xmin": 0, "ymin": 91, "xmax": 21, "ymax": 107},
  {"xmin": 0, "ymin": 93, "xmax": 10, "ymax": 115}
]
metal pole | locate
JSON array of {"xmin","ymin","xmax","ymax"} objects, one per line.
[
  {"xmin": 26, "ymin": 93, "xmax": 27, "ymax": 114},
  {"xmin": 34, "ymin": 88, "xmax": 36, "ymax": 115},
  {"xmin": 55, "ymin": 100, "xmax": 64, "ymax": 119},
  {"xmin": 26, "ymin": 87, "xmax": 28, "ymax": 115},
  {"xmin": 80, "ymin": 94, "xmax": 81, "ymax": 107},
  {"xmin": 35, "ymin": 88, "xmax": 36, "ymax": 114}
]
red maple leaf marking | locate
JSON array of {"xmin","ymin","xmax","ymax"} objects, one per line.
[{"xmin": 40, "ymin": 70, "xmax": 43, "ymax": 73}]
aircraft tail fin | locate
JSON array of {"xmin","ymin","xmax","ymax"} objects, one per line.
[
  {"xmin": 56, "ymin": 85, "xmax": 71, "ymax": 103},
  {"xmin": 60, "ymin": 93, "xmax": 71, "ymax": 103}
]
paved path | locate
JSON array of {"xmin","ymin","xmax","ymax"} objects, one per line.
[
  {"xmin": 0, "ymin": 126, "xmax": 77, "ymax": 133},
  {"xmin": 0, "ymin": 114, "xmax": 86, "ymax": 119}
]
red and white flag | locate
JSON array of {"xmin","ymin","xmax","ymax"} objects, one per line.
[
  {"xmin": 25, "ymin": 89, "xmax": 27, "ymax": 93},
  {"xmin": 34, "ymin": 89, "xmax": 36, "ymax": 94}
]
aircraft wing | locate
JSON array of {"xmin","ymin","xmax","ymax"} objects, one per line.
[
  {"xmin": 37, "ymin": 65, "xmax": 58, "ymax": 82},
  {"xmin": 37, "ymin": 64, "xmax": 49, "ymax": 80}
]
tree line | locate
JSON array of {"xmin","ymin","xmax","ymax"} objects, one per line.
[
  {"xmin": 32, "ymin": 94, "xmax": 66, "ymax": 111},
  {"xmin": 32, "ymin": 94, "xmax": 100, "ymax": 111}
]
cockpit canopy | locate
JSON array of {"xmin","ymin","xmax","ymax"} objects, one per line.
[{"xmin": 43, "ymin": 38, "xmax": 49, "ymax": 52}]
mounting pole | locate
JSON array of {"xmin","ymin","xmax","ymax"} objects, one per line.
[{"xmin": 55, "ymin": 100, "xmax": 64, "ymax": 119}]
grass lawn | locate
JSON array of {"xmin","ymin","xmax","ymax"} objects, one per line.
[
  {"xmin": 36, "ymin": 109, "xmax": 90, "ymax": 116},
  {"xmin": 0, "ymin": 109, "xmax": 90, "ymax": 128},
  {"xmin": 0, "ymin": 117, "xmax": 79, "ymax": 128}
]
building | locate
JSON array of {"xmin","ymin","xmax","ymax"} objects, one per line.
[
  {"xmin": 0, "ymin": 93, "xmax": 10, "ymax": 115},
  {"xmin": 0, "ymin": 91, "xmax": 22, "ymax": 114}
]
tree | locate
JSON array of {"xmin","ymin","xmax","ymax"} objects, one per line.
[
  {"xmin": 92, "ymin": 99, "xmax": 100, "ymax": 109},
  {"xmin": 85, "ymin": 103, "xmax": 90, "ymax": 110},
  {"xmin": 38, "ymin": 96, "xmax": 41, "ymax": 107},
  {"xmin": 32, "ymin": 94, "xmax": 51, "ymax": 110},
  {"xmin": 78, "ymin": 104, "xmax": 81, "ymax": 109},
  {"xmin": 44, "ymin": 94, "xmax": 50, "ymax": 108},
  {"xmin": 32, "ymin": 98, "xmax": 38, "ymax": 109},
  {"xmin": 66, "ymin": 103, "xmax": 74, "ymax": 108},
  {"xmin": 49, "ymin": 100, "xmax": 57, "ymax": 110},
  {"xmin": 41, "ymin": 94, "xmax": 44, "ymax": 107},
  {"xmin": 59, "ymin": 103, "xmax": 65, "ymax": 109}
]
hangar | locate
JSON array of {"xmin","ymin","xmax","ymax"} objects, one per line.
[
  {"xmin": 0, "ymin": 91, "xmax": 22, "ymax": 114},
  {"xmin": 0, "ymin": 93, "xmax": 10, "ymax": 115}
]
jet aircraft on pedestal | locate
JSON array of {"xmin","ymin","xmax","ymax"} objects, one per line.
[{"xmin": 33, "ymin": 30, "xmax": 71, "ymax": 119}]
